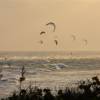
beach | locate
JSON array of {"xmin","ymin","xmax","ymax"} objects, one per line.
[{"xmin": 0, "ymin": 51, "xmax": 100, "ymax": 97}]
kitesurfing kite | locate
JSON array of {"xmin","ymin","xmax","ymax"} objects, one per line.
[
  {"xmin": 40, "ymin": 31, "xmax": 46, "ymax": 35},
  {"xmin": 38, "ymin": 40, "xmax": 44, "ymax": 44},
  {"xmin": 83, "ymin": 39, "xmax": 88, "ymax": 45},
  {"xmin": 54, "ymin": 40, "xmax": 58, "ymax": 45},
  {"xmin": 71, "ymin": 34, "xmax": 76, "ymax": 41},
  {"xmin": 46, "ymin": 22, "xmax": 56, "ymax": 32}
]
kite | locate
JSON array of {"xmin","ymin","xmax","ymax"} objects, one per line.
[
  {"xmin": 71, "ymin": 34, "xmax": 76, "ymax": 41},
  {"xmin": 83, "ymin": 39, "xmax": 88, "ymax": 45},
  {"xmin": 54, "ymin": 40, "xmax": 58, "ymax": 45},
  {"xmin": 40, "ymin": 31, "xmax": 46, "ymax": 35},
  {"xmin": 46, "ymin": 22, "xmax": 56, "ymax": 32}
]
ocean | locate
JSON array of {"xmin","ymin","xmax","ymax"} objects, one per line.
[{"xmin": 0, "ymin": 51, "xmax": 100, "ymax": 98}]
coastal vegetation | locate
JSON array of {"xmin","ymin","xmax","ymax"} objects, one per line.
[{"xmin": 1, "ymin": 67, "xmax": 100, "ymax": 100}]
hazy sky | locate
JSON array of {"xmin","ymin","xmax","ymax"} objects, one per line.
[{"xmin": 0, "ymin": 0, "xmax": 100, "ymax": 51}]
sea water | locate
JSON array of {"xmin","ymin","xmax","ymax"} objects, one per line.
[{"xmin": 0, "ymin": 51, "xmax": 100, "ymax": 97}]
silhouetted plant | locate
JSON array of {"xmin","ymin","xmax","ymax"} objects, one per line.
[
  {"xmin": 2, "ymin": 76, "xmax": 100, "ymax": 100},
  {"xmin": 19, "ymin": 66, "xmax": 26, "ymax": 91}
]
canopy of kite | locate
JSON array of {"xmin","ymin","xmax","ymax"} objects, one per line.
[
  {"xmin": 46, "ymin": 22, "xmax": 56, "ymax": 32},
  {"xmin": 40, "ymin": 31, "xmax": 46, "ymax": 35},
  {"xmin": 54, "ymin": 40, "xmax": 58, "ymax": 45},
  {"xmin": 83, "ymin": 39, "xmax": 88, "ymax": 45},
  {"xmin": 71, "ymin": 34, "xmax": 76, "ymax": 41},
  {"xmin": 39, "ymin": 40, "xmax": 44, "ymax": 44}
]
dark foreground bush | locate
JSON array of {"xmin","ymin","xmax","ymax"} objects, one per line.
[{"xmin": 2, "ymin": 76, "xmax": 100, "ymax": 100}]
